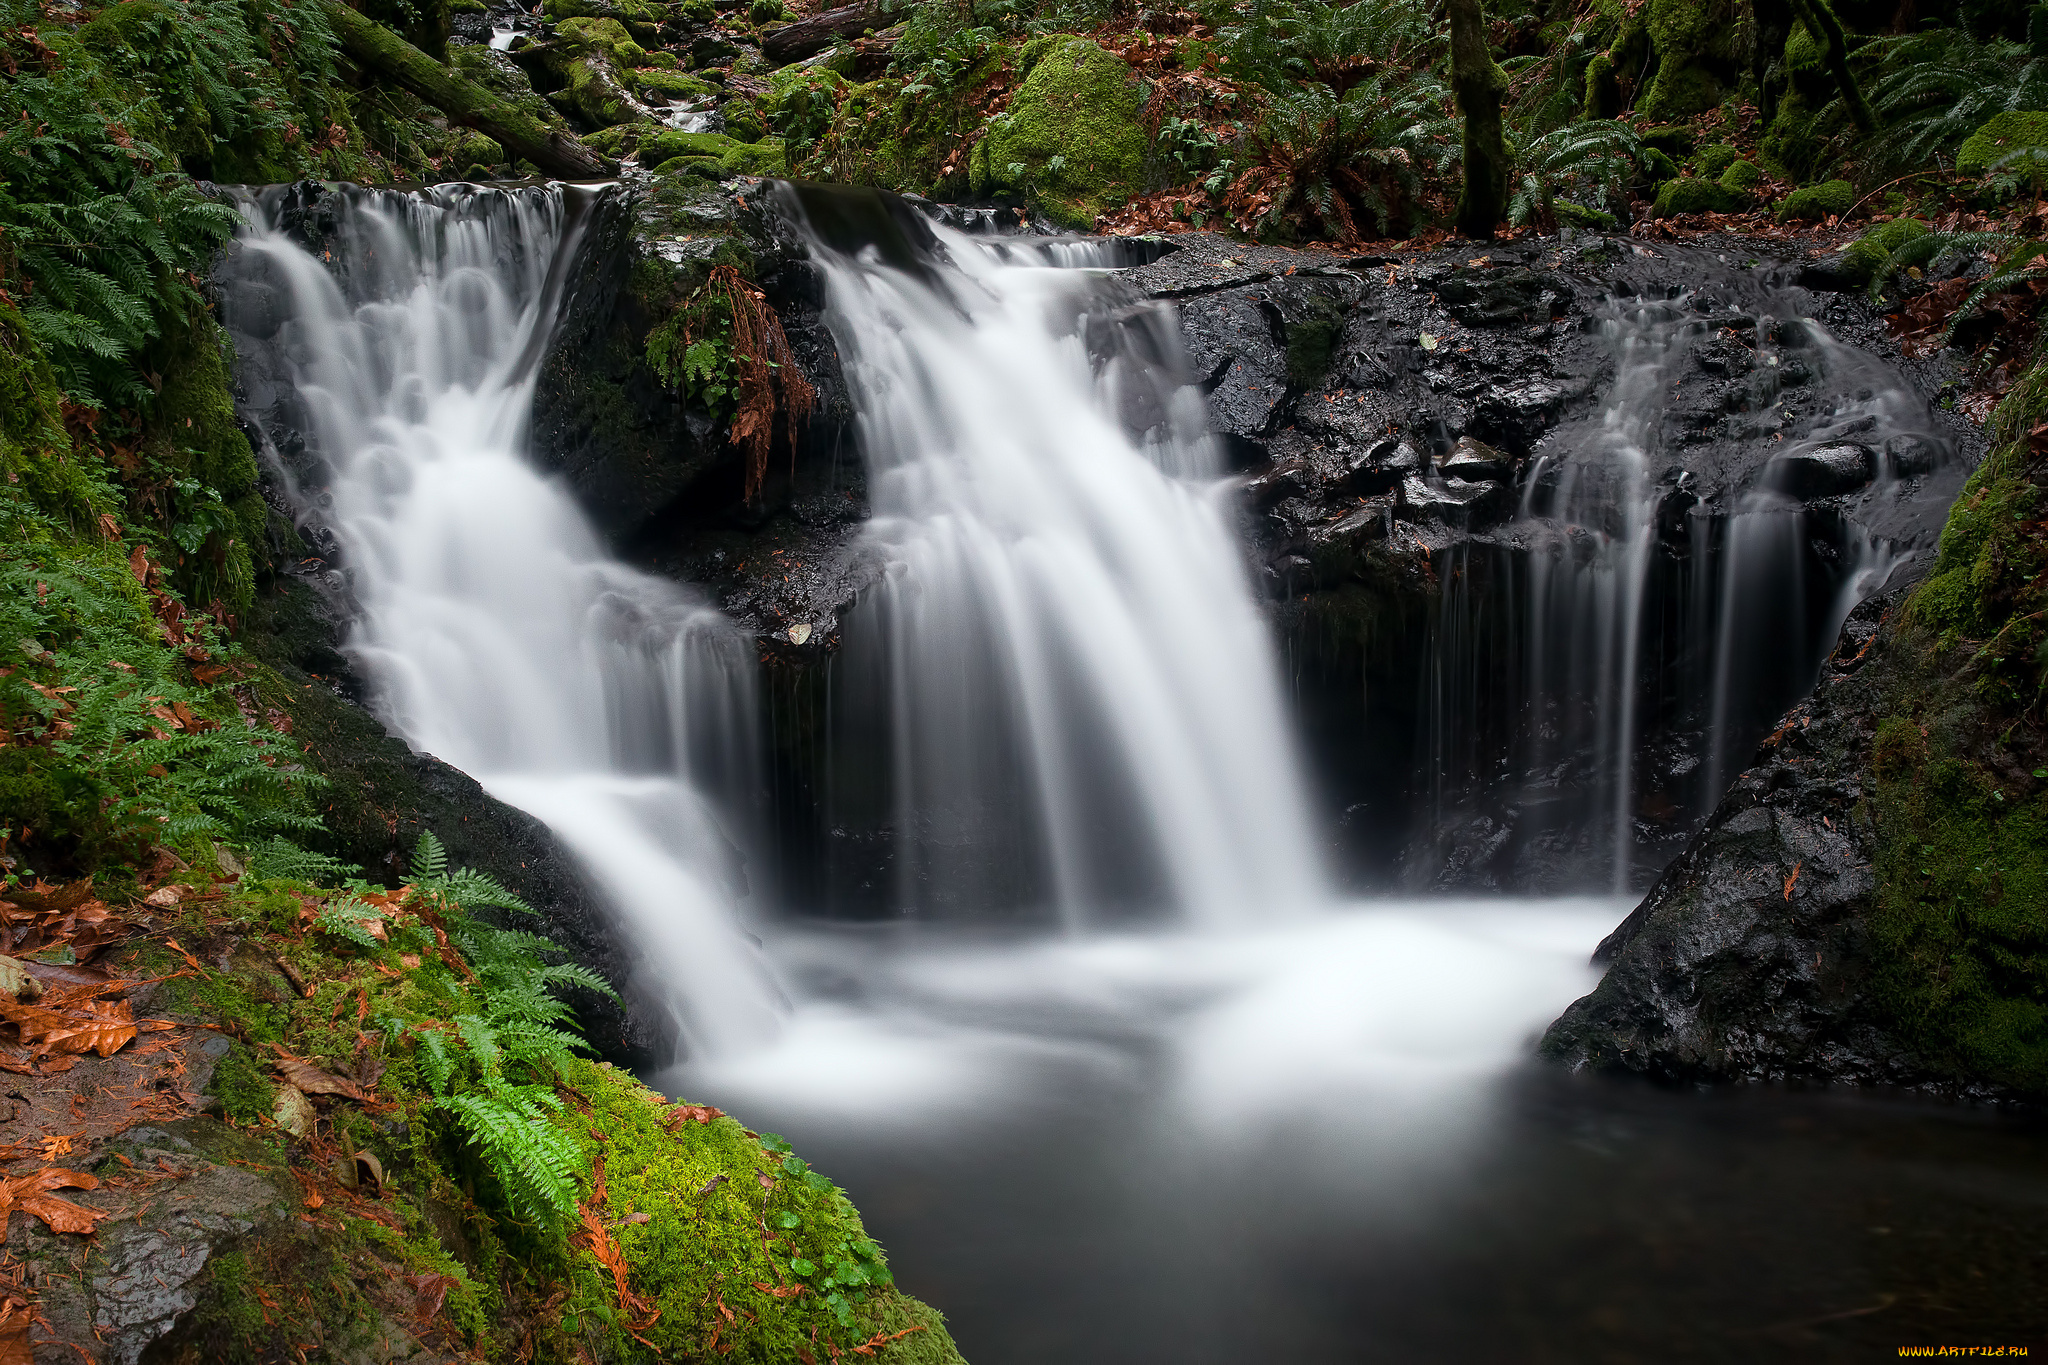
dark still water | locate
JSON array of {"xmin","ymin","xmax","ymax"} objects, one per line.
[{"xmin": 655, "ymin": 901, "xmax": 2048, "ymax": 1363}]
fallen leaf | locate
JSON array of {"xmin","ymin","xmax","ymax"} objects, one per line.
[
  {"xmin": 31, "ymin": 998, "xmax": 139, "ymax": 1059},
  {"xmin": 408, "ymin": 1272, "xmax": 457, "ymax": 1321},
  {"xmin": 270, "ymin": 1049, "xmax": 368, "ymax": 1101},
  {"xmin": 0, "ymin": 1167, "xmax": 106, "ymax": 1236},
  {"xmin": 1783, "ymin": 862, "xmax": 1802, "ymax": 900},
  {"xmin": 663, "ymin": 1102, "xmax": 724, "ymax": 1129},
  {"xmin": 303, "ymin": 1190, "xmax": 324, "ymax": 1210}
]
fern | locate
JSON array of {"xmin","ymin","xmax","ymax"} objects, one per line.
[
  {"xmin": 1855, "ymin": 30, "xmax": 2048, "ymax": 179},
  {"xmin": 0, "ymin": 498, "xmax": 322, "ymax": 870},
  {"xmin": 244, "ymin": 838, "xmax": 358, "ymax": 884},
  {"xmin": 442, "ymin": 1087, "xmax": 583, "ymax": 1225},
  {"xmin": 405, "ymin": 830, "xmax": 536, "ymax": 915},
  {"xmin": 392, "ymin": 832, "xmax": 621, "ymax": 1227},
  {"xmin": 315, "ymin": 896, "xmax": 387, "ymax": 949},
  {"xmin": 1876, "ymin": 230, "xmax": 2047, "ymax": 343},
  {"xmin": 1507, "ymin": 121, "xmax": 1643, "ymax": 231},
  {"xmin": 409, "ymin": 829, "xmax": 449, "ymax": 883}
]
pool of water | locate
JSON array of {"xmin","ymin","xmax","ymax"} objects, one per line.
[{"xmin": 654, "ymin": 901, "xmax": 2048, "ymax": 1361}]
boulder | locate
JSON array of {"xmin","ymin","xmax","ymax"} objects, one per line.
[
  {"xmin": 1766, "ymin": 442, "xmax": 1873, "ymax": 499},
  {"xmin": 968, "ymin": 38, "xmax": 1147, "ymax": 229}
]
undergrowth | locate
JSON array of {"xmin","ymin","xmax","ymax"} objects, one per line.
[{"xmin": 1868, "ymin": 359, "xmax": 2048, "ymax": 1092}]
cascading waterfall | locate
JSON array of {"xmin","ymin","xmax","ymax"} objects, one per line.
[
  {"xmin": 781, "ymin": 188, "xmax": 1324, "ymax": 924},
  {"xmin": 222, "ymin": 184, "xmax": 780, "ymax": 1055},
  {"xmin": 1419, "ymin": 280, "xmax": 1938, "ymax": 890}
]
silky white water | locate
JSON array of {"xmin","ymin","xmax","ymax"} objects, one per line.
[
  {"xmin": 228, "ymin": 185, "xmax": 780, "ymax": 1054},
  {"xmin": 784, "ymin": 191, "xmax": 1326, "ymax": 925}
]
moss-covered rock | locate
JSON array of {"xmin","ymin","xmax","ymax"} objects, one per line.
[
  {"xmin": 452, "ymin": 44, "xmax": 577, "ymax": 138},
  {"xmin": 1835, "ymin": 214, "xmax": 1928, "ymax": 287},
  {"xmin": 1759, "ymin": 86, "xmax": 1825, "ymax": 183},
  {"xmin": 1717, "ymin": 157, "xmax": 1762, "ymax": 196},
  {"xmin": 969, "ymin": 37, "xmax": 1148, "ymax": 229},
  {"xmin": 544, "ymin": 1060, "xmax": 968, "ymax": 1362},
  {"xmin": 1956, "ymin": 109, "xmax": 2048, "ymax": 185},
  {"xmin": 1638, "ymin": 0, "xmax": 1748, "ymax": 121},
  {"xmin": 1582, "ymin": 50, "xmax": 1621, "ymax": 119},
  {"xmin": 1776, "ymin": 177, "xmax": 1854, "ymax": 221},
  {"xmin": 558, "ymin": 14, "xmax": 649, "ymax": 65},
  {"xmin": 1654, "ymin": 174, "xmax": 1739, "ymax": 216},
  {"xmin": 1695, "ymin": 141, "xmax": 1740, "ymax": 178}
]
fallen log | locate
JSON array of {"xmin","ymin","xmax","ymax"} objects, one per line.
[
  {"xmin": 320, "ymin": 0, "xmax": 610, "ymax": 180},
  {"xmin": 760, "ymin": 2, "xmax": 879, "ymax": 65}
]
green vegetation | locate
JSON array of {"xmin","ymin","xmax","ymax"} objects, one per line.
[
  {"xmin": 970, "ymin": 37, "xmax": 1148, "ymax": 227},
  {"xmin": 1776, "ymin": 177, "xmax": 1854, "ymax": 221},
  {"xmin": 1867, "ymin": 365, "xmax": 2048, "ymax": 1092},
  {"xmin": 142, "ymin": 831, "xmax": 966, "ymax": 1362}
]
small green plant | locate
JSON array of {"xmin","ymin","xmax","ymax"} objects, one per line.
[
  {"xmin": 1855, "ymin": 29, "xmax": 2048, "ymax": 180},
  {"xmin": 1508, "ymin": 120, "xmax": 1643, "ymax": 232},
  {"xmin": 383, "ymin": 832, "xmax": 618, "ymax": 1227},
  {"xmin": 0, "ymin": 500, "xmax": 319, "ymax": 871}
]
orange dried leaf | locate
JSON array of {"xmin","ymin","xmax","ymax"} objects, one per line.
[
  {"xmin": 270, "ymin": 1050, "xmax": 368, "ymax": 1101},
  {"xmin": 0, "ymin": 1166, "xmax": 105, "ymax": 1237}
]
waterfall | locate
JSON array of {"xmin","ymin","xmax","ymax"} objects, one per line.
[
  {"xmin": 1414, "ymin": 280, "xmax": 1936, "ymax": 891},
  {"xmin": 781, "ymin": 187, "xmax": 1324, "ymax": 925},
  {"xmin": 222, "ymin": 184, "xmax": 781, "ymax": 1056}
]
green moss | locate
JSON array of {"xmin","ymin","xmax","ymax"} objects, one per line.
[
  {"xmin": 1581, "ymin": 50, "xmax": 1621, "ymax": 120},
  {"xmin": 1717, "ymin": 157, "xmax": 1762, "ymax": 195},
  {"xmin": 1865, "ymin": 367, "xmax": 2048, "ymax": 1095},
  {"xmin": 1554, "ymin": 200, "xmax": 1618, "ymax": 230},
  {"xmin": 1284, "ymin": 295, "xmax": 1345, "ymax": 387},
  {"xmin": 543, "ymin": 0, "xmax": 661, "ymax": 20},
  {"xmin": 1654, "ymin": 175, "xmax": 1738, "ymax": 216},
  {"xmin": 721, "ymin": 138, "xmax": 786, "ymax": 177},
  {"xmin": 1836, "ymin": 214, "xmax": 1927, "ymax": 287},
  {"xmin": 208, "ymin": 1040, "xmax": 278, "ymax": 1122},
  {"xmin": 540, "ymin": 1059, "xmax": 968, "ymax": 1364},
  {"xmin": 1775, "ymin": 177, "xmax": 1854, "ymax": 221},
  {"xmin": 1783, "ymin": 19, "xmax": 1826, "ymax": 75},
  {"xmin": 633, "ymin": 67, "xmax": 720, "ymax": 99},
  {"xmin": 1956, "ymin": 110, "xmax": 2048, "ymax": 182},
  {"xmin": 1695, "ymin": 141, "xmax": 1740, "ymax": 178},
  {"xmin": 1760, "ymin": 87, "xmax": 1824, "ymax": 182},
  {"xmin": 1639, "ymin": 0, "xmax": 1743, "ymax": 120},
  {"xmin": 969, "ymin": 37, "xmax": 1147, "ymax": 229},
  {"xmin": 644, "ymin": 129, "xmax": 745, "ymax": 162},
  {"xmin": 0, "ymin": 304, "xmax": 105, "ymax": 531},
  {"xmin": 558, "ymin": 15, "xmax": 648, "ymax": 65}
]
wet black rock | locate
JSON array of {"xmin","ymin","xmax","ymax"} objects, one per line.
[
  {"xmin": 1435, "ymin": 266, "xmax": 1573, "ymax": 327},
  {"xmin": 1765, "ymin": 442, "xmax": 1875, "ymax": 499},
  {"xmin": 1539, "ymin": 588, "xmax": 1986, "ymax": 1094}
]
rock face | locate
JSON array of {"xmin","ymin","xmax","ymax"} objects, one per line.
[
  {"xmin": 1538, "ymin": 589, "xmax": 1950, "ymax": 1090},
  {"xmin": 1116, "ymin": 230, "xmax": 1980, "ymax": 892}
]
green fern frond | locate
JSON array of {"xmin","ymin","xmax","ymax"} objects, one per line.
[
  {"xmin": 243, "ymin": 838, "xmax": 359, "ymax": 884},
  {"xmin": 441, "ymin": 1089, "xmax": 581, "ymax": 1225},
  {"xmin": 314, "ymin": 896, "xmax": 386, "ymax": 949},
  {"xmin": 410, "ymin": 830, "xmax": 449, "ymax": 883}
]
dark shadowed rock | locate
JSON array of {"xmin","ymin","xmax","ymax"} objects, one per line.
[
  {"xmin": 1765, "ymin": 442, "xmax": 1875, "ymax": 500},
  {"xmin": 1438, "ymin": 435, "xmax": 1513, "ymax": 482},
  {"xmin": 1539, "ymin": 589, "xmax": 1989, "ymax": 1094},
  {"xmin": 1435, "ymin": 266, "xmax": 1572, "ymax": 327}
]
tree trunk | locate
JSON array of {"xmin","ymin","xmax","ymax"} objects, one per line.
[
  {"xmin": 1449, "ymin": 0, "xmax": 1509, "ymax": 240},
  {"xmin": 760, "ymin": 3, "xmax": 879, "ymax": 65},
  {"xmin": 320, "ymin": 0, "xmax": 611, "ymax": 180},
  {"xmin": 1785, "ymin": 0, "xmax": 1876, "ymax": 133}
]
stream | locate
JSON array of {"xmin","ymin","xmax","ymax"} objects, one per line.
[{"xmin": 218, "ymin": 180, "xmax": 2047, "ymax": 1359}]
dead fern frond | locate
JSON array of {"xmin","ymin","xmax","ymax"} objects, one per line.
[{"xmin": 700, "ymin": 265, "xmax": 817, "ymax": 504}]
